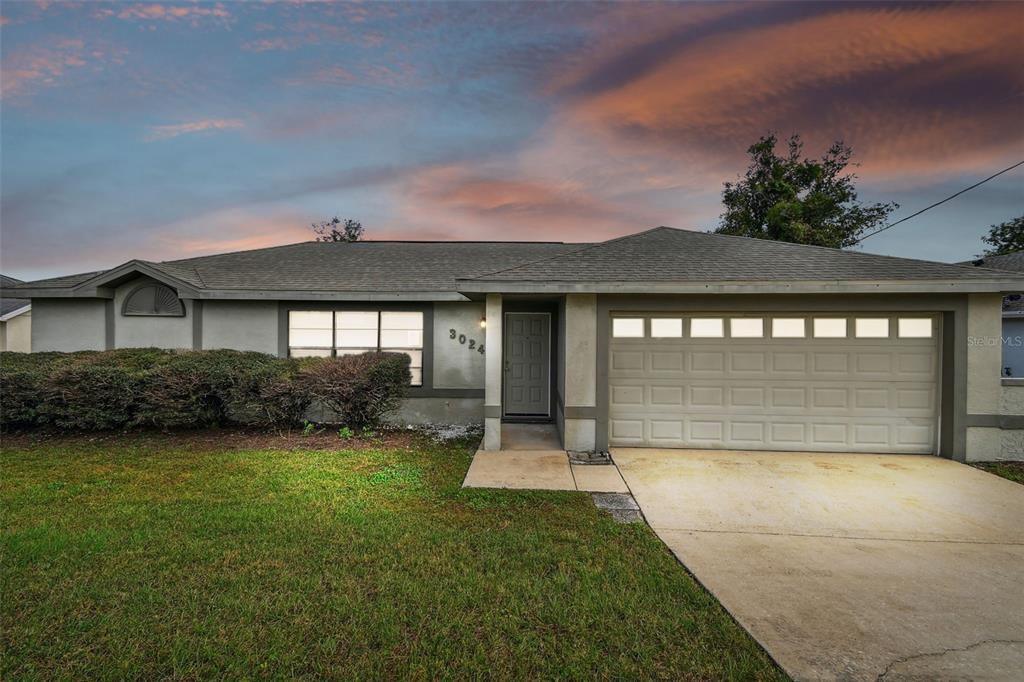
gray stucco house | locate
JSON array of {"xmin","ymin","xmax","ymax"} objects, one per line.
[{"xmin": 9, "ymin": 226, "xmax": 1024, "ymax": 462}]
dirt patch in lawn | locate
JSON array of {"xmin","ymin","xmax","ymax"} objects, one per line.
[{"xmin": 0, "ymin": 426, "xmax": 439, "ymax": 453}]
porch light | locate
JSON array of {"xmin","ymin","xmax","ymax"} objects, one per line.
[{"xmin": 480, "ymin": 318, "xmax": 487, "ymax": 329}]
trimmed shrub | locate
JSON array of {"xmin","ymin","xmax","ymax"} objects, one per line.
[
  {"xmin": 298, "ymin": 352, "xmax": 410, "ymax": 427},
  {"xmin": 1, "ymin": 352, "xmax": 81, "ymax": 429},
  {"xmin": 219, "ymin": 353, "xmax": 310, "ymax": 428},
  {"xmin": 1, "ymin": 348, "xmax": 409, "ymax": 432},
  {"xmin": 39, "ymin": 350, "xmax": 162, "ymax": 430}
]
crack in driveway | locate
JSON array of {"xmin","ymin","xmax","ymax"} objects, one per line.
[{"xmin": 875, "ymin": 639, "xmax": 1024, "ymax": 681}]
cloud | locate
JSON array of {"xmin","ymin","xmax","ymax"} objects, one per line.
[
  {"xmin": 0, "ymin": 38, "xmax": 89, "ymax": 99},
  {"xmin": 556, "ymin": 3, "xmax": 1024, "ymax": 182},
  {"xmin": 94, "ymin": 3, "xmax": 230, "ymax": 23},
  {"xmin": 387, "ymin": 163, "xmax": 670, "ymax": 242},
  {"xmin": 144, "ymin": 118, "xmax": 245, "ymax": 141}
]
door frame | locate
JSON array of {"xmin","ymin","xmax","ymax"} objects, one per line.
[{"xmin": 502, "ymin": 311, "xmax": 553, "ymax": 420}]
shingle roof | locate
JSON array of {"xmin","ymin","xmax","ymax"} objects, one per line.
[
  {"xmin": 1, "ymin": 274, "xmax": 31, "ymax": 317},
  {"xmin": 14, "ymin": 242, "xmax": 586, "ymax": 294},
  {"xmin": 959, "ymin": 251, "xmax": 1024, "ymax": 274},
  {"xmin": 463, "ymin": 227, "xmax": 1014, "ymax": 283}
]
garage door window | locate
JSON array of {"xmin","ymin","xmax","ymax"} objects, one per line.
[
  {"xmin": 813, "ymin": 318, "xmax": 847, "ymax": 338},
  {"xmin": 613, "ymin": 318, "xmax": 644, "ymax": 338},
  {"xmin": 772, "ymin": 318, "xmax": 805, "ymax": 338},
  {"xmin": 730, "ymin": 318, "xmax": 764, "ymax": 338},
  {"xmin": 898, "ymin": 318, "xmax": 932, "ymax": 338},
  {"xmin": 690, "ymin": 318, "xmax": 724, "ymax": 338},
  {"xmin": 651, "ymin": 318, "xmax": 682, "ymax": 337},
  {"xmin": 855, "ymin": 318, "xmax": 889, "ymax": 338}
]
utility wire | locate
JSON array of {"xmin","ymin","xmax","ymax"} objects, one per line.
[{"xmin": 854, "ymin": 159, "xmax": 1024, "ymax": 244}]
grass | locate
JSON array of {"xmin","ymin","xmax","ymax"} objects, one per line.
[
  {"xmin": 973, "ymin": 461, "xmax": 1024, "ymax": 485},
  {"xmin": 1, "ymin": 432, "xmax": 784, "ymax": 681}
]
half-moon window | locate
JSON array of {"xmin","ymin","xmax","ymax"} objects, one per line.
[{"xmin": 122, "ymin": 284, "xmax": 185, "ymax": 316}]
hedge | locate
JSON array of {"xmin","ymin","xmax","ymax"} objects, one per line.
[{"xmin": 0, "ymin": 348, "xmax": 410, "ymax": 432}]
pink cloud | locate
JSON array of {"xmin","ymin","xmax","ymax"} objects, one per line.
[
  {"xmin": 144, "ymin": 118, "xmax": 245, "ymax": 141},
  {"xmin": 556, "ymin": 4, "xmax": 1024, "ymax": 183},
  {"xmin": 0, "ymin": 38, "xmax": 90, "ymax": 99},
  {"xmin": 94, "ymin": 2, "xmax": 230, "ymax": 22}
]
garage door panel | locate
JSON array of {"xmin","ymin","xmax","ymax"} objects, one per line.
[{"xmin": 609, "ymin": 313, "xmax": 938, "ymax": 454}]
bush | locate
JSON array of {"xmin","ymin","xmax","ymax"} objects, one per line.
[
  {"xmin": 39, "ymin": 351, "xmax": 159, "ymax": 430},
  {"xmin": 1, "ymin": 352, "xmax": 81, "ymax": 429},
  {"xmin": 1, "ymin": 348, "xmax": 409, "ymax": 432},
  {"xmin": 298, "ymin": 352, "xmax": 410, "ymax": 427}
]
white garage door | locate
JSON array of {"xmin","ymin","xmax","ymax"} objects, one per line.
[{"xmin": 608, "ymin": 314, "xmax": 939, "ymax": 454}]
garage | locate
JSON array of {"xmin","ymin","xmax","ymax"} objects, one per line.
[{"xmin": 608, "ymin": 313, "xmax": 939, "ymax": 453}]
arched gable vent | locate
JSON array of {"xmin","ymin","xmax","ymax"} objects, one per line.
[{"xmin": 122, "ymin": 283, "xmax": 185, "ymax": 317}]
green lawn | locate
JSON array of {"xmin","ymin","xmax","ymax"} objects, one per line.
[
  {"xmin": 973, "ymin": 461, "xmax": 1024, "ymax": 485},
  {"xmin": 1, "ymin": 432, "xmax": 784, "ymax": 680}
]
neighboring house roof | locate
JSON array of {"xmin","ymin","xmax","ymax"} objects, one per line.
[
  {"xmin": 959, "ymin": 251, "xmax": 1024, "ymax": 273},
  {"xmin": 9, "ymin": 227, "xmax": 1024, "ymax": 301},
  {"xmin": 0, "ymin": 274, "xmax": 31, "ymax": 319},
  {"xmin": 958, "ymin": 250, "xmax": 1024, "ymax": 316},
  {"xmin": 458, "ymin": 227, "xmax": 1024, "ymax": 294}
]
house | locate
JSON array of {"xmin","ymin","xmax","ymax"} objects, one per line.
[
  {"xmin": 9, "ymin": 226, "xmax": 1024, "ymax": 462},
  {"xmin": 0, "ymin": 275, "xmax": 32, "ymax": 353},
  {"xmin": 960, "ymin": 251, "xmax": 1024, "ymax": 377}
]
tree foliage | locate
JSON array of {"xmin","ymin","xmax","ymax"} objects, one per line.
[
  {"xmin": 981, "ymin": 215, "xmax": 1024, "ymax": 256},
  {"xmin": 312, "ymin": 217, "xmax": 364, "ymax": 242},
  {"xmin": 715, "ymin": 134, "xmax": 897, "ymax": 248}
]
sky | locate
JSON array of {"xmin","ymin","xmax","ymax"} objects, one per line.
[{"xmin": 1, "ymin": 1, "xmax": 1022, "ymax": 281}]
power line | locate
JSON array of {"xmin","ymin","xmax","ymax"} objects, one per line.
[{"xmin": 854, "ymin": 159, "xmax": 1024, "ymax": 244}]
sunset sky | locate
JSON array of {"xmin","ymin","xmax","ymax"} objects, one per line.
[{"xmin": 2, "ymin": 1, "xmax": 1022, "ymax": 281}]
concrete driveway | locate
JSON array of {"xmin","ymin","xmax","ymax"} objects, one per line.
[{"xmin": 613, "ymin": 449, "xmax": 1024, "ymax": 682}]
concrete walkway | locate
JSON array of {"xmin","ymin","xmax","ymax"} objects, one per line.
[
  {"xmin": 613, "ymin": 449, "xmax": 1024, "ymax": 682},
  {"xmin": 462, "ymin": 424, "xmax": 629, "ymax": 492}
]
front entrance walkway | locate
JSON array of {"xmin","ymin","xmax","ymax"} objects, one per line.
[
  {"xmin": 463, "ymin": 424, "xmax": 628, "ymax": 492},
  {"xmin": 614, "ymin": 448, "xmax": 1024, "ymax": 681}
]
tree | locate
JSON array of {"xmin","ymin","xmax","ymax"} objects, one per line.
[
  {"xmin": 312, "ymin": 217, "xmax": 364, "ymax": 242},
  {"xmin": 714, "ymin": 134, "xmax": 897, "ymax": 248},
  {"xmin": 981, "ymin": 215, "xmax": 1024, "ymax": 256}
]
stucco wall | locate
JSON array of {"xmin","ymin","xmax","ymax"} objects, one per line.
[
  {"xmin": 432, "ymin": 302, "xmax": 486, "ymax": 389},
  {"xmin": 31, "ymin": 299, "xmax": 107, "ymax": 352},
  {"xmin": 1001, "ymin": 317, "xmax": 1024, "ymax": 378},
  {"xmin": 114, "ymin": 277, "xmax": 193, "ymax": 350},
  {"xmin": 1, "ymin": 310, "xmax": 31, "ymax": 352},
  {"xmin": 966, "ymin": 293, "xmax": 1003, "ymax": 415},
  {"xmin": 563, "ymin": 294, "xmax": 597, "ymax": 451},
  {"xmin": 202, "ymin": 300, "xmax": 278, "ymax": 354}
]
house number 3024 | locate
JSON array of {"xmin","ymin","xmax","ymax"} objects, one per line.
[{"xmin": 450, "ymin": 329, "xmax": 485, "ymax": 354}]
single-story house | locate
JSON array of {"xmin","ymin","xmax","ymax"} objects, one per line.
[
  {"xmin": 0, "ymin": 275, "xmax": 32, "ymax": 353},
  {"xmin": 961, "ymin": 251, "xmax": 1024, "ymax": 378},
  {"xmin": 9, "ymin": 226, "xmax": 1024, "ymax": 462}
]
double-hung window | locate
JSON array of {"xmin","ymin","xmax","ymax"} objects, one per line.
[{"xmin": 288, "ymin": 310, "xmax": 424, "ymax": 386}]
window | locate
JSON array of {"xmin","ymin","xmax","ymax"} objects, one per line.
[
  {"xmin": 813, "ymin": 318, "xmax": 847, "ymax": 338},
  {"xmin": 288, "ymin": 311, "xmax": 333, "ymax": 357},
  {"xmin": 289, "ymin": 310, "xmax": 424, "ymax": 385},
  {"xmin": 381, "ymin": 312, "xmax": 424, "ymax": 386},
  {"xmin": 898, "ymin": 318, "xmax": 932, "ymax": 338},
  {"xmin": 122, "ymin": 283, "xmax": 184, "ymax": 317},
  {"xmin": 730, "ymin": 318, "xmax": 763, "ymax": 338},
  {"xmin": 612, "ymin": 318, "xmax": 644, "ymax": 338},
  {"xmin": 855, "ymin": 318, "xmax": 889, "ymax": 338},
  {"xmin": 690, "ymin": 318, "xmax": 724, "ymax": 338},
  {"xmin": 650, "ymin": 318, "xmax": 682, "ymax": 338},
  {"xmin": 772, "ymin": 318, "xmax": 805, "ymax": 338}
]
